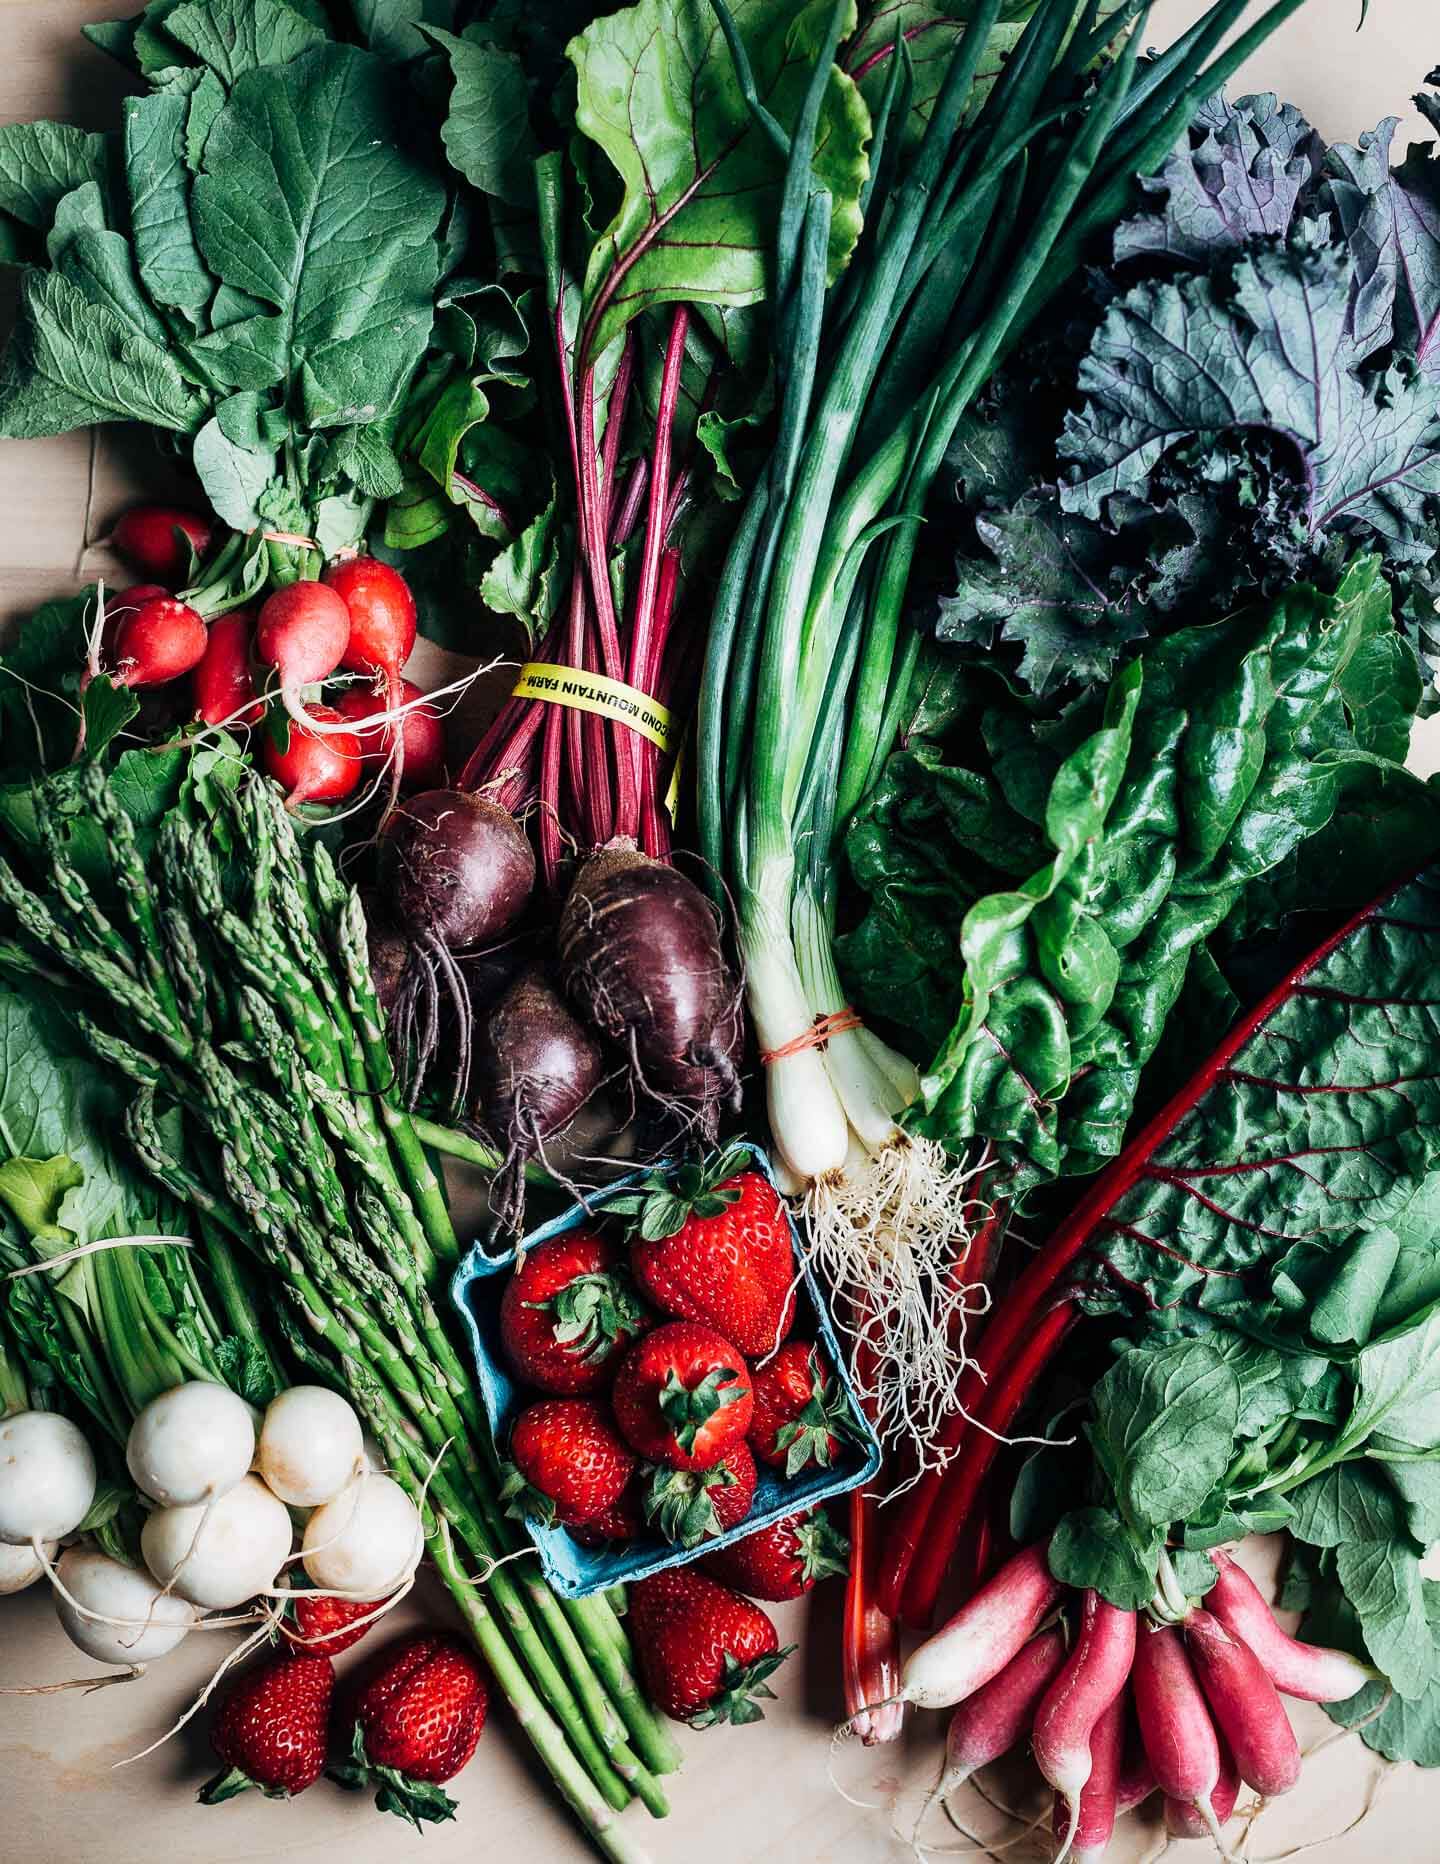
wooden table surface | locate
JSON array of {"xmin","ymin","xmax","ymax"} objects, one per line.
[{"xmin": 0, "ymin": 3, "xmax": 1435, "ymax": 1859}]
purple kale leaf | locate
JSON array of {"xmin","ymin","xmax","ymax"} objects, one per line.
[{"xmin": 1114, "ymin": 90, "xmax": 1323, "ymax": 264}]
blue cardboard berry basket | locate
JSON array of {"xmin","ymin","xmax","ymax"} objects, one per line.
[{"xmin": 449, "ymin": 1140, "xmax": 881, "ymax": 1598}]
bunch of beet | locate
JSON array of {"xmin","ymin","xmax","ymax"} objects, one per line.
[
  {"xmin": 888, "ymin": 1541, "xmax": 1377, "ymax": 1862},
  {"xmin": 493, "ymin": 1159, "xmax": 856, "ymax": 1577}
]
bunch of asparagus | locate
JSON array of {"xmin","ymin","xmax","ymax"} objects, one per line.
[{"xmin": 0, "ymin": 767, "xmax": 676, "ymax": 1862}]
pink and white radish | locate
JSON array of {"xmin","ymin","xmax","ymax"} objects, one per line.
[
  {"xmin": 300, "ymin": 1473, "xmax": 422, "ymax": 1597},
  {"xmin": 930, "ymin": 1623, "xmax": 1068, "ymax": 1811},
  {"xmin": 899, "ymin": 1541, "xmax": 1065, "ymax": 1710},
  {"xmin": 141, "ymin": 1473, "xmax": 291, "ymax": 1609},
  {"xmin": 1184, "ymin": 1606, "xmax": 1302, "ymax": 1797},
  {"xmin": 54, "ymin": 1547, "xmax": 197, "ymax": 1666},
  {"xmin": 0, "ymin": 1410, "xmax": 96, "ymax": 1546},
  {"xmin": 1165, "ymin": 1739, "xmax": 1241, "ymax": 1840},
  {"xmin": 256, "ymin": 1386, "xmax": 364, "ymax": 1508},
  {"xmin": 1131, "ymin": 1620, "xmax": 1228, "ymax": 1846},
  {"xmin": 126, "ymin": 1382, "xmax": 256, "ymax": 1509},
  {"xmin": 1052, "ymin": 1687, "xmax": 1125, "ymax": 1864},
  {"xmin": 1207, "ymin": 1550, "xmax": 1378, "ymax": 1701},
  {"xmin": 1031, "ymin": 1591, "xmax": 1136, "ymax": 1864}
]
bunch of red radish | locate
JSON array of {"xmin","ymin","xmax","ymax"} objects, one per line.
[
  {"xmin": 883, "ymin": 1540, "xmax": 1378, "ymax": 1861},
  {"xmin": 98, "ymin": 504, "xmax": 443, "ymax": 808}
]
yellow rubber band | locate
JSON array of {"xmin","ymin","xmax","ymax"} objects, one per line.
[{"xmin": 510, "ymin": 662, "xmax": 675, "ymax": 753}]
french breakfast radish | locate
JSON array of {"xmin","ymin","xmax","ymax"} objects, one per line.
[
  {"xmin": 1031, "ymin": 1592, "xmax": 1136, "ymax": 1863},
  {"xmin": 126, "ymin": 1381, "xmax": 257, "ymax": 1508},
  {"xmin": 323, "ymin": 556, "xmax": 417, "ymax": 808},
  {"xmin": 1053, "ymin": 1688, "xmax": 1125, "ymax": 1864},
  {"xmin": 0, "ymin": 1410, "xmax": 96, "ymax": 1545},
  {"xmin": 261, "ymin": 704, "xmax": 362, "ymax": 809},
  {"xmin": 1131, "ymin": 1622, "xmax": 1224, "ymax": 1838},
  {"xmin": 112, "ymin": 596, "xmax": 208, "ymax": 687},
  {"xmin": 1207, "ymin": 1550, "xmax": 1378, "ymax": 1701},
  {"xmin": 1165, "ymin": 1740, "xmax": 1240, "ymax": 1840},
  {"xmin": 931, "ymin": 1623, "xmax": 1067, "ymax": 1807},
  {"xmin": 1183, "ymin": 1607, "xmax": 1302, "ymax": 1797},
  {"xmin": 900, "ymin": 1541, "xmax": 1064, "ymax": 1710},
  {"xmin": 193, "ymin": 608, "xmax": 261, "ymax": 726},
  {"xmin": 255, "ymin": 580, "xmax": 352, "ymax": 728},
  {"xmin": 112, "ymin": 504, "xmax": 212, "ymax": 584},
  {"xmin": 333, "ymin": 679, "xmax": 445, "ymax": 793},
  {"xmin": 1115, "ymin": 1726, "xmax": 1157, "ymax": 1816}
]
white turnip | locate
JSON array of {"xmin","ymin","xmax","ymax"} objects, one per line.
[
  {"xmin": 126, "ymin": 1381, "xmax": 256, "ymax": 1508},
  {"xmin": 0, "ymin": 1538, "xmax": 56, "ymax": 1595},
  {"xmin": 141, "ymin": 1473, "xmax": 292, "ymax": 1609},
  {"xmin": 54, "ymin": 1547, "xmax": 197, "ymax": 1665},
  {"xmin": 257, "ymin": 1386, "xmax": 364, "ymax": 1508},
  {"xmin": 301, "ymin": 1474, "xmax": 422, "ymax": 1597},
  {"xmin": 0, "ymin": 1410, "xmax": 96, "ymax": 1545}
]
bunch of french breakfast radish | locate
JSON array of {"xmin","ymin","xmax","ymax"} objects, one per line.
[{"xmin": 887, "ymin": 1540, "xmax": 1381, "ymax": 1860}]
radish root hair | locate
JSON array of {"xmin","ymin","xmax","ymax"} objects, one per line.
[
  {"xmin": 803, "ymin": 1133, "xmax": 989, "ymax": 1477},
  {"xmin": 0, "ymin": 1665, "xmax": 144, "ymax": 1696},
  {"xmin": 112, "ymin": 1599, "xmax": 286, "ymax": 1768},
  {"xmin": 33, "ymin": 1540, "xmax": 262, "ymax": 1637},
  {"xmin": 826, "ymin": 1704, "xmax": 904, "ymax": 1811}
]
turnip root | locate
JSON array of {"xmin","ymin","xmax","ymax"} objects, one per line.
[
  {"xmin": 54, "ymin": 1547, "xmax": 197, "ymax": 1665},
  {"xmin": 0, "ymin": 1538, "xmax": 56, "ymax": 1595},
  {"xmin": 257, "ymin": 1386, "xmax": 364, "ymax": 1507},
  {"xmin": 126, "ymin": 1382, "xmax": 256, "ymax": 1508},
  {"xmin": 301, "ymin": 1474, "xmax": 422, "ymax": 1597},
  {"xmin": 0, "ymin": 1410, "xmax": 96, "ymax": 1545},
  {"xmin": 472, "ymin": 966, "xmax": 603, "ymax": 1230},
  {"xmin": 141, "ymin": 1473, "xmax": 292, "ymax": 1609},
  {"xmin": 558, "ymin": 841, "xmax": 741, "ymax": 1138}
]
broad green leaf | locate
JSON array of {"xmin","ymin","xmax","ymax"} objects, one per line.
[
  {"xmin": 191, "ymin": 44, "xmax": 446, "ymax": 428},
  {"xmin": 1288, "ymin": 1462, "xmax": 1408, "ymax": 1548},
  {"xmin": 0, "ymin": 1155, "xmax": 83, "ymax": 1245},
  {"xmin": 165, "ymin": 0, "xmax": 329, "ymax": 83},
  {"xmin": 326, "ymin": 425, "xmax": 404, "ymax": 500},
  {"xmin": 192, "ymin": 415, "xmax": 277, "ymax": 530},
  {"xmin": 0, "ymin": 266, "xmax": 206, "ymax": 438},
  {"xmin": 124, "ymin": 85, "xmax": 215, "ymax": 320},
  {"xmin": 80, "ymin": 677, "xmax": 141, "ymax": 762},
  {"xmin": 1347, "ymin": 1308, "xmax": 1440, "ymax": 1455},
  {"xmin": 1091, "ymin": 1341, "xmax": 1241, "ymax": 1533},
  {"xmin": 353, "ymin": 0, "xmax": 457, "ymax": 61},
  {"xmin": 384, "ymin": 470, "xmax": 453, "ymax": 551},
  {"xmin": 186, "ymin": 69, "xmax": 226, "ymax": 171},
  {"xmin": 480, "ymin": 495, "xmax": 563, "ymax": 640},
  {"xmin": 1048, "ymin": 1505, "xmax": 1160, "ymax": 1611},
  {"xmin": 1387, "ymin": 1460, "xmax": 1440, "ymax": 1546},
  {"xmin": 1336, "ymin": 1538, "xmax": 1432, "ymax": 1700},
  {"xmin": 426, "ymin": 25, "xmax": 535, "ymax": 206},
  {"xmin": 570, "ymin": 0, "xmax": 869, "ymax": 359},
  {"xmin": 0, "ymin": 123, "xmax": 108, "ymax": 231}
]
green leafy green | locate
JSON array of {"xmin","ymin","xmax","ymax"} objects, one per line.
[{"xmin": 1048, "ymin": 1504, "xmax": 1161, "ymax": 1611}]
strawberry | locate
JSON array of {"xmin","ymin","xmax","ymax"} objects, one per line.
[
  {"xmin": 643, "ymin": 1440, "xmax": 757, "ymax": 1548},
  {"xmin": 612, "ymin": 1321, "xmax": 753, "ymax": 1472},
  {"xmin": 613, "ymin": 1147, "xmax": 795, "ymax": 1356},
  {"xmin": 569, "ymin": 1479, "xmax": 645, "ymax": 1547},
  {"xmin": 628, "ymin": 1569, "xmax": 793, "ymax": 1726},
  {"xmin": 332, "ymin": 1633, "xmax": 488, "ymax": 1828},
  {"xmin": 200, "ymin": 1649, "xmax": 334, "ymax": 1803},
  {"xmin": 702, "ymin": 1507, "xmax": 850, "ymax": 1601},
  {"xmin": 280, "ymin": 1590, "xmax": 386, "ymax": 1658},
  {"xmin": 748, "ymin": 1339, "xmax": 859, "ymax": 1475},
  {"xmin": 500, "ymin": 1231, "xmax": 647, "ymax": 1394},
  {"xmin": 503, "ymin": 1396, "xmax": 636, "ymax": 1527}
]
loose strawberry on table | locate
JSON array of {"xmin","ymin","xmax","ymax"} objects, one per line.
[
  {"xmin": 612, "ymin": 1321, "xmax": 753, "ymax": 1471},
  {"xmin": 703, "ymin": 1508, "xmax": 850, "ymax": 1602},
  {"xmin": 749, "ymin": 1339, "xmax": 858, "ymax": 1475},
  {"xmin": 503, "ymin": 1397, "xmax": 636, "ymax": 1527},
  {"xmin": 645, "ymin": 1439, "xmax": 758, "ymax": 1548},
  {"xmin": 613, "ymin": 1147, "xmax": 796, "ymax": 1356},
  {"xmin": 332, "ymin": 1632, "xmax": 489, "ymax": 1828},
  {"xmin": 500, "ymin": 1231, "xmax": 648, "ymax": 1394},
  {"xmin": 200, "ymin": 1650, "xmax": 335, "ymax": 1804},
  {"xmin": 280, "ymin": 1590, "xmax": 389, "ymax": 1658},
  {"xmin": 629, "ymin": 1569, "xmax": 793, "ymax": 1727}
]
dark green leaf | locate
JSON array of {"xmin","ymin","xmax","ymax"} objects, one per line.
[
  {"xmin": 80, "ymin": 678, "xmax": 140, "ymax": 762},
  {"xmin": 1048, "ymin": 1505, "xmax": 1161, "ymax": 1611},
  {"xmin": 1336, "ymin": 1538, "xmax": 1432, "ymax": 1700},
  {"xmin": 0, "ymin": 123, "xmax": 109, "ymax": 232},
  {"xmin": 1091, "ymin": 1341, "xmax": 1241, "ymax": 1533},
  {"xmin": 1288, "ymin": 1462, "xmax": 1408, "ymax": 1548},
  {"xmin": 426, "ymin": 26, "xmax": 535, "ymax": 207},
  {"xmin": 123, "ymin": 82, "xmax": 216, "ymax": 321},
  {"xmin": 165, "ymin": 0, "xmax": 329, "ymax": 84}
]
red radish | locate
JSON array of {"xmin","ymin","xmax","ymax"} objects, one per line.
[
  {"xmin": 1183, "ymin": 1607, "xmax": 1302, "ymax": 1797},
  {"xmin": 113, "ymin": 504, "xmax": 212, "ymax": 583},
  {"xmin": 1131, "ymin": 1622, "xmax": 1225, "ymax": 1841},
  {"xmin": 193, "ymin": 609, "xmax": 261, "ymax": 727},
  {"xmin": 1053, "ymin": 1687, "xmax": 1125, "ymax": 1864},
  {"xmin": 256, "ymin": 580, "xmax": 352, "ymax": 728},
  {"xmin": 1031, "ymin": 1592, "xmax": 1136, "ymax": 1864},
  {"xmin": 323, "ymin": 557, "xmax": 417, "ymax": 809},
  {"xmin": 927, "ymin": 1624, "xmax": 1067, "ymax": 1811},
  {"xmin": 261, "ymin": 704, "xmax": 362, "ymax": 809},
  {"xmin": 1165, "ymin": 1739, "xmax": 1240, "ymax": 1839},
  {"xmin": 899, "ymin": 1541, "xmax": 1064, "ymax": 1711},
  {"xmin": 1207, "ymin": 1550, "xmax": 1378, "ymax": 1702},
  {"xmin": 85, "ymin": 584, "xmax": 167, "ymax": 690},
  {"xmin": 334, "ymin": 680, "xmax": 446, "ymax": 793},
  {"xmin": 111, "ymin": 596, "xmax": 208, "ymax": 687},
  {"xmin": 1116, "ymin": 1722, "xmax": 1157, "ymax": 1815}
]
